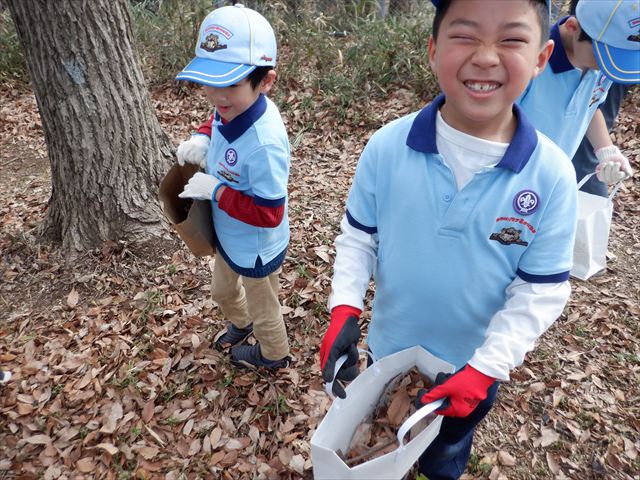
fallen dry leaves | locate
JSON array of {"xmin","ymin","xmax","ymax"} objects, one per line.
[{"xmin": 0, "ymin": 77, "xmax": 639, "ymax": 479}]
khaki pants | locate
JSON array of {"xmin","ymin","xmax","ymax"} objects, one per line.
[{"xmin": 211, "ymin": 255, "xmax": 289, "ymax": 360}]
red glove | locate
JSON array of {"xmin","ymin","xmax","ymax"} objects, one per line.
[
  {"xmin": 417, "ymin": 364, "xmax": 495, "ymax": 417},
  {"xmin": 319, "ymin": 305, "xmax": 362, "ymax": 399}
]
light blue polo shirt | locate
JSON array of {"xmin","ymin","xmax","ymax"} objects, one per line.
[
  {"xmin": 347, "ymin": 95, "xmax": 577, "ymax": 369},
  {"xmin": 517, "ymin": 17, "xmax": 612, "ymax": 158},
  {"xmin": 206, "ymin": 94, "xmax": 290, "ymax": 277}
]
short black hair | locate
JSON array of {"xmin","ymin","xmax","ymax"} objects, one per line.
[
  {"xmin": 569, "ymin": 0, "xmax": 592, "ymax": 42},
  {"xmin": 432, "ymin": 0, "xmax": 550, "ymax": 45},
  {"xmin": 247, "ymin": 66, "xmax": 274, "ymax": 89}
]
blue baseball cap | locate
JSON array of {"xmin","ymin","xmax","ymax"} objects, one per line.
[
  {"xmin": 430, "ymin": 0, "xmax": 551, "ymax": 13},
  {"xmin": 176, "ymin": 4, "xmax": 277, "ymax": 87},
  {"xmin": 577, "ymin": 0, "xmax": 640, "ymax": 84}
]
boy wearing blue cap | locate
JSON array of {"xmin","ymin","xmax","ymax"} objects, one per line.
[
  {"xmin": 320, "ymin": 0, "xmax": 577, "ymax": 477},
  {"xmin": 518, "ymin": 0, "xmax": 639, "ymax": 193},
  {"xmin": 176, "ymin": 5, "xmax": 291, "ymax": 370}
]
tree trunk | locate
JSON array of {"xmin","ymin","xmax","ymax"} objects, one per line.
[{"xmin": 6, "ymin": 0, "xmax": 173, "ymax": 254}]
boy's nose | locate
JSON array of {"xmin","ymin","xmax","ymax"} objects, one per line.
[{"xmin": 472, "ymin": 45, "xmax": 500, "ymax": 68}]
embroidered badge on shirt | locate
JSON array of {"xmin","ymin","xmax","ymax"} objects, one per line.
[
  {"xmin": 225, "ymin": 148, "xmax": 238, "ymax": 166},
  {"xmin": 513, "ymin": 190, "xmax": 539, "ymax": 216},
  {"xmin": 489, "ymin": 227, "xmax": 529, "ymax": 246},
  {"xmin": 217, "ymin": 169, "xmax": 238, "ymax": 184}
]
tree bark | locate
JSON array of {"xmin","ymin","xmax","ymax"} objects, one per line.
[{"xmin": 6, "ymin": 0, "xmax": 173, "ymax": 254}]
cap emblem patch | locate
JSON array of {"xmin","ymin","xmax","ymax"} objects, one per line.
[{"xmin": 200, "ymin": 33, "xmax": 227, "ymax": 53}]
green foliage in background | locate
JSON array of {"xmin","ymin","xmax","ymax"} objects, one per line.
[
  {"xmin": 1, "ymin": 0, "xmax": 439, "ymax": 107},
  {"xmin": 0, "ymin": 7, "xmax": 27, "ymax": 86},
  {"xmin": 248, "ymin": 1, "xmax": 439, "ymax": 107},
  {"xmin": 129, "ymin": 0, "xmax": 213, "ymax": 86}
]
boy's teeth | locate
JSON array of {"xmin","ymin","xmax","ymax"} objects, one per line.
[{"xmin": 465, "ymin": 81, "xmax": 499, "ymax": 92}]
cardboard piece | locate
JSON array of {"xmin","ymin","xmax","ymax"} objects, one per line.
[{"xmin": 159, "ymin": 163, "xmax": 216, "ymax": 257}]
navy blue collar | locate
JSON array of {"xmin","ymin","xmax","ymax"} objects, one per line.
[
  {"xmin": 549, "ymin": 17, "xmax": 574, "ymax": 74},
  {"xmin": 217, "ymin": 94, "xmax": 267, "ymax": 144},
  {"xmin": 406, "ymin": 94, "xmax": 538, "ymax": 173}
]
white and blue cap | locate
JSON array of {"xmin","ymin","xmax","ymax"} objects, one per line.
[
  {"xmin": 577, "ymin": 0, "xmax": 640, "ymax": 84},
  {"xmin": 176, "ymin": 4, "xmax": 276, "ymax": 87}
]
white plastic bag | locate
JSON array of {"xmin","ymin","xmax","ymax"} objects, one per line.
[
  {"xmin": 311, "ymin": 346, "xmax": 454, "ymax": 480},
  {"xmin": 570, "ymin": 173, "xmax": 621, "ymax": 281}
]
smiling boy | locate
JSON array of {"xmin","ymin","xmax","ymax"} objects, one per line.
[{"xmin": 320, "ymin": 0, "xmax": 578, "ymax": 477}]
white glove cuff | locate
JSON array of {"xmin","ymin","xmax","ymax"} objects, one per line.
[
  {"xmin": 191, "ymin": 133, "xmax": 210, "ymax": 144},
  {"xmin": 595, "ymin": 145, "xmax": 621, "ymax": 163},
  {"xmin": 212, "ymin": 182, "xmax": 225, "ymax": 202}
]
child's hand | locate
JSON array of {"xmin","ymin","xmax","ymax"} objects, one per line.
[
  {"xmin": 320, "ymin": 305, "xmax": 362, "ymax": 399},
  {"xmin": 595, "ymin": 145, "xmax": 633, "ymax": 184},
  {"xmin": 179, "ymin": 172, "xmax": 223, "ymax": 201},
  {"xmin": 177, "ymin": 135, "xmax": 209, "ymax": 169},
  {"xmin": 415, "ymin": 364, "xmax": 495, "ymax": 417}
]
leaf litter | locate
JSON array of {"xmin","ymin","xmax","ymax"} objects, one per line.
[{"xmin": 0, "ymin": 80, "xmax": 639, "ymax": 479}]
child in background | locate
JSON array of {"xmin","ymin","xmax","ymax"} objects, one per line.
[
  {"xmin": 517, "ymin": 0, "xmax": 639, "ymax": 191},
  {"xmin": 572, "ymin": 83, "xmax": 631, "ymax": 196},
  {"xmin": 320, "ymin": 0, "xmax": 577, "ymax": 477},
  {"xmin": 176, "ymin": 4, "xmax": 291, "ymax": 370}
]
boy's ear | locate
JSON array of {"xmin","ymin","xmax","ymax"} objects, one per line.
[
  {"xmin": 564, "ymin": 16, "xmax": 580, "ymax": 35},
  {"xmin": 532, "ymin": 39, "xmax": 554, "ymax": 78},
  {"xmin": 259, "ymin": 69, "xmax": 277, "ymax": 94},
  {"xmin": 428, "ymin": 36, "xmax": 437, "ymax": 69}
]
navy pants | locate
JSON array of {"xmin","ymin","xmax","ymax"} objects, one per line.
[
  {"xmin": 572, "ymin": 83, "xmax": 630, "ymax": 197},
  {"xmin": 418, "ymin": 381, "xmax": 500, "ymax": 480}
]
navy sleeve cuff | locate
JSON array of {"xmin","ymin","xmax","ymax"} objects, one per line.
[
  {"xmin": 517, "ymin": 268, "xmax": 570, "ymax": 283},
  {"xmin": 253, "ymin": 195, "xmax": 286, "ymax": 207},
  {"xmin": 346, "ymin": 209, "xmax": 377, "ymax": 234}
]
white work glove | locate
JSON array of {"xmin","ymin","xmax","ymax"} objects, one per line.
[
  {"xmin": 595, "ymin": 145, "xmax": 633, "ymax": 185},
  {"xmin": 178, "ymin": 172, "xmax": 223, "ymax": 201},
  {"xmin": 176, "ymin": 134, "xmax": 209, "ymax": 169}
]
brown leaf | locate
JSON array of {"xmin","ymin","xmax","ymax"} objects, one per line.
[
  {"xmin": 209, "ymin": 450, "xmax": 226, "ymax": 466},
  {"xmin": 546, "ymin": 452, "xmax": 561, "ymax": 474},
  {"xmin": 142, "ymin": 400, "xmax": 155, "ymax": 423},
  {"xmin": 538, "ymin": 427, "xmax": 560, "ymax": 447},
  {"xmin": 76, "ymin": 457, "xmax": 95, "ymax": 473},
  {"xmin": 67, "ymin": 288, "xmax": 79, "ymax": 308},
  {"xmin": 386, "ymin": 389, "xmax": 410, "ymax": 427},
  {"xmin": 95, "ymin": 442, "xmax": 119, "ymax": 455},
  {"xmin": 209, "ymin": 427, "xmax": 222, "ymax": 449},
  {"xmin": 498, "ymin": 450, "xmax": 516, "ymax": 466},
  {"xmin": 138, "ymin": 446, "xmax": 159, "ymax": 460},
  {"xmin": 25, "ymin": 434, "xmax": 53, "ymax": 445},
  {"xmin": 188, "ymin": 438, "xmax": 201, "ymax": 456},
  {"xmin": 100, "ymin": 402, "xmax": 123, "ymax": 434}
]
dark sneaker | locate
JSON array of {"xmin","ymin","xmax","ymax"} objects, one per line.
[
  {"xmin": 230, "ymin": 344, "xmax": 290, "ymax": 370},
  {"xmin": 213, "ymin": 324, "xmax": 253, "ymax": 351},
  {"xmin": 0, "ymin": 370, "xmax": 12, "ymax": 384}
]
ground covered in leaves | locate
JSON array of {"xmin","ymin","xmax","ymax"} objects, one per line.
[{"xmin": 1, "ymin": 80, "xmax": 639, "ymax": 480}]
